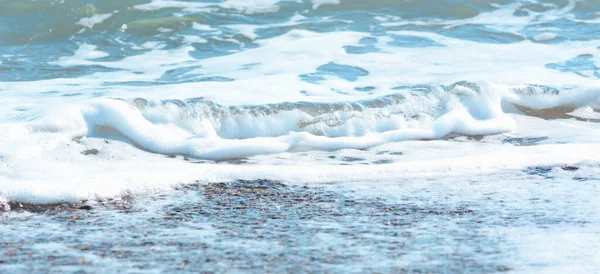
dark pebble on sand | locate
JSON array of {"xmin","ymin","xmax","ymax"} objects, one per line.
[
  {"xmin": 342, "ymin": 157, "xmax": 364, "ymax": 162},
  {"xmin": 561, "ymin": 165, "xmax": 579, "ymax": 171},
  {"xmin": 373, "ymin": 159, "xmax": 394, "ymax": 165},
  {"xmin": 79, "ymin": 205, "xmax": 93, "ymax": 211},
  {"xmin": 81, "ymin": 149, "xmax": 99, "ymax": 155}
]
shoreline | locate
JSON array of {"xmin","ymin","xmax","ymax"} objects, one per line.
[{"xmin": 2, "ymin": 174, "xmax": 599, "ymax": 273}]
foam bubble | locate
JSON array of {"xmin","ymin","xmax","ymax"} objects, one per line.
[
  {"xmin": 533, "ymin": 32, "xmax": 558, "ymax": 41},
  {"xmin": 76, "ymin": 13, "xmax": 112, "ymax": 29},
  {"xmin": 312, "ymin": 0, "xmax": 341, "ymax": 9}
]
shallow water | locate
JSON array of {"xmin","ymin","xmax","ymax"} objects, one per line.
[
  {"xmin": 1, "ymin": 0, "xmax": 600, "ymax": 272},
  {"xmin": 2, "ymin": 172, "xmax": 599, "ymax": 273}
]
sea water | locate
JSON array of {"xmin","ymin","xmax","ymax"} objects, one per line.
[{"xmin": 1, "ymin": 0, "xmax": 600, "ymax": 272}]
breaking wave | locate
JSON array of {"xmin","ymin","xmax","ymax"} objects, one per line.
[{"xmin": 66, "ymin": 82, "xmax": 599, "ymax": 160}]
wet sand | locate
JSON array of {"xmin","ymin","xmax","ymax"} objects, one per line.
[{"xmin": 2, "ymin": 165, "xmax": 600, "ymax": 273}]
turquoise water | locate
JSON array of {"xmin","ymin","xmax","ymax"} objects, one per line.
[{"xmin": 2, "ymin": 0, "xmax": 599, "ymax": 83}]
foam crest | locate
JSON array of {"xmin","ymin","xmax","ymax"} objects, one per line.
[{"xmin": 6, "ymin": 82, "xmax": 591, "ymax": 161}]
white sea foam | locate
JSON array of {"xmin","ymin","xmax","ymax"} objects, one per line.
[
  {"xmin": 134, "ymin": 0, "xmax": 285, "ymax": 14},
  {"xmin": 4, "ymin": 28, "xmax": 596, "ymax": 111},
  {"xmin": 312, "ymin": 0, "xmax": 341, "ymax": 9},
  {"xmin": 533, "ymin": 32, "xmax": 558, "ymax": 41},
  {"xmin": 75, "ymin": 13, "xmax": 112, "ymax": 29},
  {"xmin": 1, "ymin": 0, "xmax": 600, "ymax": 206},
  {"xmin": 1, "ymin": 82, "xmax": 600, "ymax": 204}
]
